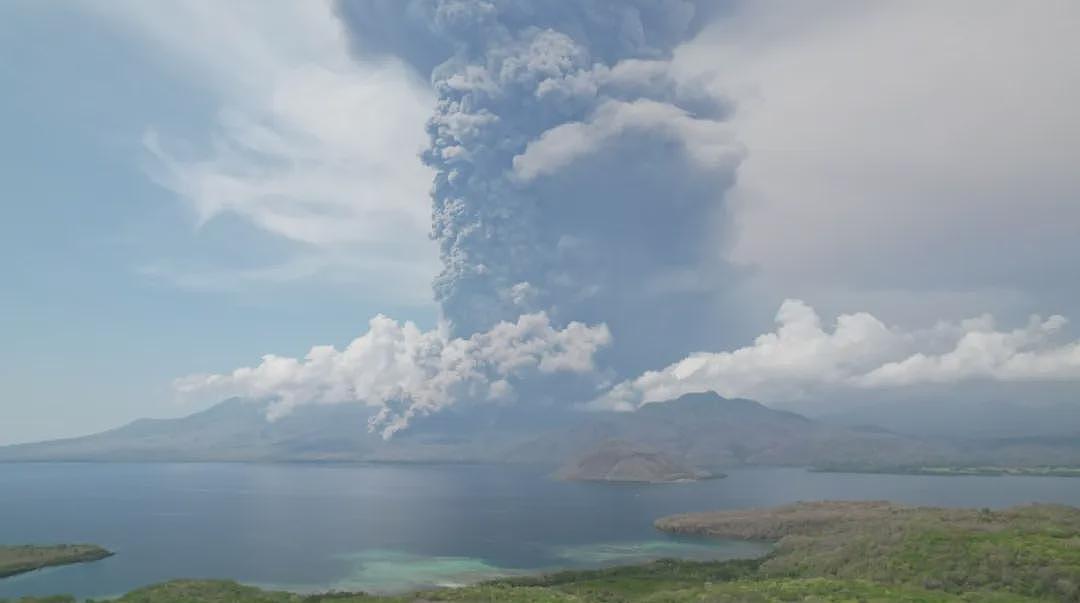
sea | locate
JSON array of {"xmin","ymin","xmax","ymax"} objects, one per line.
[{"xmin": 3, "ymin": 462, "xmax": 1080, "ymax": 599}]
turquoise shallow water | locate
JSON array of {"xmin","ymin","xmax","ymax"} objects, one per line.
[
  {"xmin": 262, "ymin": 539, "xmax": 771, "ymax": 594},
  {"xmin": 2, "ymin": 463, "xmax": 1080, "ymax": 598},
  {"xmin": 262, "ymin": 550, "xmax": 525, "ymax": 594}
]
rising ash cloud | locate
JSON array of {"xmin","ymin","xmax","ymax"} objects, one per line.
[
  {"xmin": 176, "ymin": 1, "xmax": 1080, "ymax": 435},
  {"xmin": 179, "ymin": 0, "xmax": 745, "ymax": 434},
  {"xmin": 341, "ymin": 0, "xmax": 745, "ymax": 372}
]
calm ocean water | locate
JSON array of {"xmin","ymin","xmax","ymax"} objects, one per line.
[{"xmin": 3, "ymin": 463, "xmax": 1080, "ymax": 599}]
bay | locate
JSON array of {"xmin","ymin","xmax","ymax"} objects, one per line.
[{"xmin": 2, "ymin": 463, "xmax": 1080, "ymax": 599}]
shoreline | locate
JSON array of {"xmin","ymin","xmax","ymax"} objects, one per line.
[
  {"xmin": 6, "ymin": 501, "xmax": 1080, "ymax": 601},
  {"xmin": 0, "ymin": 545, "xmax": 113, "ymax": 580},
  {"xmin": 809, "ymin": 465, "xmax": 1080, "ymax": 477}
]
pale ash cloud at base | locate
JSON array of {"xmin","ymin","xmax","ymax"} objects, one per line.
[
  {"xmin": 177, "ymin": 298, "xmax": 1080, "ymax": 434},
  {"xmin": 176, "ymin": 313, "xmax": 611, "ymax": 438}
]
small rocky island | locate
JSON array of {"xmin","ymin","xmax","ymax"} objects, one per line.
[
  {"xmin": 0, "ymin": 544, "xmax": 113, "ymax": 579},
  {"xmin": 555, "ymin": 440, "xmax": 716, "ymax": 483}
]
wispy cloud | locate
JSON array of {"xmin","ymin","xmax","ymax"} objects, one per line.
[
  {"xmin": 84, "ymin": 0, "xmax": 438, "ymax": 299},
  {"xmin": 136, "ymin": 252, "xmax": 437, "ymax": 306}
]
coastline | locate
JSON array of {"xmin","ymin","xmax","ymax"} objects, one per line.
[
  {"xmin": 9, "ymin": 500, "xmax": 1079, "ymax": 601},
  {"xmin": 0, "ymin": 545, "xmax": 113, "ymax": 580},
  {"xmin": 809, "ymin": 465, "xmax": 1080, "ymax": 477}
]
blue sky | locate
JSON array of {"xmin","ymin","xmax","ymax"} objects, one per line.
[
  {"xmin": 1, "ymin": 2, "xmax": 438, "ymax": 443},
  {"xmin": 2, "ymin": 0, "xmax": 1079, "ymax": 444}
]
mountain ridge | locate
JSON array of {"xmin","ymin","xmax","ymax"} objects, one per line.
[{"xmin": 3, "ymin": 391, "xmax": 1079, "ymax": 469}]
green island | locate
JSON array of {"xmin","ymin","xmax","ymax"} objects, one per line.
[
  {"xmin": 811, "ymin": 465, "xmax": 1080, "ymax": 477},
  {"xmin": 0, "ymin": 545, "xmax": 113, "ymax": 580},
  {"xmin": 6, "ymin": 501, "xmax": 1080, "ymax": 602}
]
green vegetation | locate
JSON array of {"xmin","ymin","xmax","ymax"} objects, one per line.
[
  {"xmin": 0, "ymin": 545, "xmax": 112, "ymax": 579},
  {"xmin": 5, "ymin": 502, "xmax": 1079, "ymax": 602},
  {"xmin": 812, "ymin": 465, "xmax": 1080, "ymax": 477},
  {"xmin": 657, "ymin": 501, "xmax": 1080, "ymax": 601},
  {"xmin": 2, "ymin": 564, "xmax": 1049, "ymax": 603},
  {"xmin": 554, "ymin": 440, "xmax": 716, "ymax": 483}
]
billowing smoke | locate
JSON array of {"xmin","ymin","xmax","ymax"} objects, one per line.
[
  {"xmin": 392, "ymin": 0, "xmax": 743, "ymax": 370},
  {"xmin": 177, "ymin": 0, "xmax": 744, "ymax": 434},
  {"xmin": 168, "ymin": 2, "xmax": 1080, "ymax": 435},
  {"xmin": 177, "ymin": 312, "xmax": 611, "ymax": 438}
]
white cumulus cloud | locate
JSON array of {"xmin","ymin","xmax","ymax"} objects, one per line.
[
  {"xmin": 591, "ymin": 300, "xmax": 1080, "ymax": 411},
  {"xmin": 176, "ymin": 312, "xmax": 611, "ymax": 438},
  {"xmin": 857, "ymin": 315, "xmax": 1079, "ymax": 388}
]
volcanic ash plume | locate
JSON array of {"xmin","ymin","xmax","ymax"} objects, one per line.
[
  {"xmin": 413, "ymin": 0, "xmax": 744, "ymax": 371},
  {"xmin": 177, "ymin": 1, "xmax": 745, "ymax": 434}
]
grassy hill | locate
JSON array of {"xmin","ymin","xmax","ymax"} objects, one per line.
[
  {"xmin": 0, "ymin": 545, "xmax": 112, "ymax": 579},
  {"xmin": 657, "ymin": 501, "xmax": 1080, "ymax": 601},
  {"xmin": 6, "ymin": 501, "xmax": 1079, "ymax": 602}
]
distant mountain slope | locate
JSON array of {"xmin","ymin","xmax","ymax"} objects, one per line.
[
  {"xmin": 781, "ymin": 382, "xmax": 1080, "ymax": 438},
  {"xmin": 816, "ymin": 399, "xmax": 1080, "ymax": 439},
  {"xmin": 2, "ymin": 391, "xmax": 1078, "ymax": 468},
  {"xmin": 0, "ymin": 399, "xmax": 379, "ymax": 462},
  {"xmin": 508, "ymin": 392, "xmax": 948, "ymax": 469},
  {"xmin": 554, "ymin": 440, "xmax": 713, "ymax": 482},
  {"xmin": 0, "ymin": 397, "xmax": 569, "ymax": 463}
]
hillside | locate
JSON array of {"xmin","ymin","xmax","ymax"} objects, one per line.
[
  {"xmin": 0, "ymin": 399, "xmax": 380, "ymax": 462},
  {"xmin": 553, "ymin": 439, "xmax": 714, "ymax": 482},
  {"xmin": 0, "ymin": 393, "xmax": 925, "ymax": 468},
  {"xmin": 0, "ymin": 545, "xmax": 112, "ymax": 579},
  {"xmin": 509, "ymin": 392, "xmax": 980, "ymax": 471},
  {"xmin": 656, "ymin": 500, "xmax": 1080, "ymax": 600}
]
